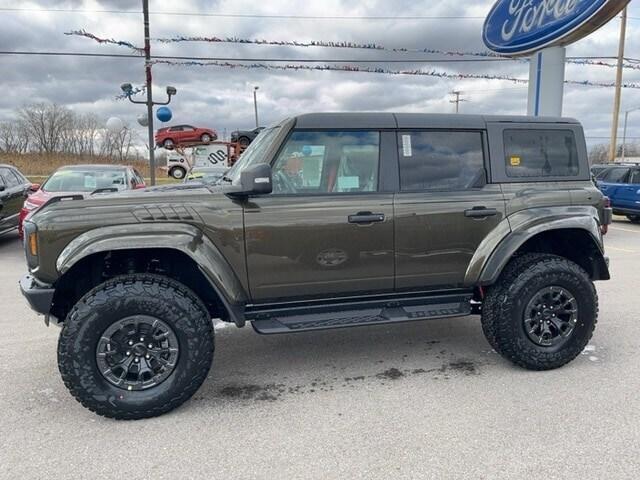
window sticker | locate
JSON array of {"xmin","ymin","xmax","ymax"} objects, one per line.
[
  {"xmin": 402, "ymin": 135, "xmax": 412, "ymax": 157},
  {"xmin": 510, "ymin": 156, "xmax": 521, "ymax": 166},
  {"xmin": 337, "ymin": 176, "xmax": 360, "ymax": 190},
  {"xmin": 84, "ymin": 175, "xmax": 97, "ymax": 189}
]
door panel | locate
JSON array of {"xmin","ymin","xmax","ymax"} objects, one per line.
[
  {"xmin": 616, "ymin": 169, "xmax": 640, "ymax": 211},
  {"xmin": 394, "ymin": 187, "xmax": 505, "ymax": 289},
  {"xmin": 244, "ymin": 194, "xmax": 394, "ymax": 301},
  {"xmin": 0, "ymin": 168, "xmax": 24, "ymax": 230}
]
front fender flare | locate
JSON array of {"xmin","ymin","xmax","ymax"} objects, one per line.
[{"xmin": 56, "ymin": 223, "xmax": 248, "ymax": 306}]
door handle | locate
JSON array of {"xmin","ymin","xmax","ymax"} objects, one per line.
[
  {"xmin": 348, "ymin": 212, "xmax": 385, "ymax": 224},
  {"xmin": 465, "ymin": 207, "xmax": 498, "ymax": 218}
]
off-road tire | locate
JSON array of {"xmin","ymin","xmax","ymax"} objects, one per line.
[
  {"xmin": 627, "ymin": 215, "xmax": 640, "ymax": 224},
  {"xmin": 481, "ymin": 253, "xmax": 598, "ymax": 370},
  {"xmin": 58, "ymin": 274, "xmax": 214, "ymax": 420}
]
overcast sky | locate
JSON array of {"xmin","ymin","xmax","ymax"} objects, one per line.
[{"xmin": 1, "ymin": 0, "xmax": 639, "ymax": 147}]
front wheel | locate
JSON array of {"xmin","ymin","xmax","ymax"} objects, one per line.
[
  {"xmin": 627, "ymin": 215, "xmax": 640, "ymax": 224},
  {"xmin": 58, "ymin": 275, "xmax": 214, "ymax": 419},
  {"xmin": 481, "ymin": 254, "xmax": 597, "ymax": 371}
]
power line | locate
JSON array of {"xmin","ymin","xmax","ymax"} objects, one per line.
[
  {"xmin": 0, "ymin": 50, "xmax": 519, "ymax": 63},
  {"xmin": 0, "ymin": 7, "xmax": 485, "ymax": 20}
]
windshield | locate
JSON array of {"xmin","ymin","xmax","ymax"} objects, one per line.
[
  {"xmin": 43, "ymin": 169, "xmax": 127, "ymax": 193},
  {"xmin": 225, "ymin": 126, "xmax": 280, "ymax": 184}
]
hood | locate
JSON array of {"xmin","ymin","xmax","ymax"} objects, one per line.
[{"xmin": 26, "ymin": 189, "xmax": 90, "ymax": 207}]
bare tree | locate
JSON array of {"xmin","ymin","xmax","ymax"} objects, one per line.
[
  {"xmin": 17, "ymin": 103, "xmax": 74, "ymax": 154},
  {"xmin": 0, "ymin": 121, "xmax": 29, "ymax": 153},
  {"xmin": 100, "ymin": 125, "xmax": 135, "ymax": 162}
]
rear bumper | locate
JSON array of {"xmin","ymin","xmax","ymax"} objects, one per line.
[{"xmin": 19, "ymin": 274, "xmax": 54, "ymax": 316}]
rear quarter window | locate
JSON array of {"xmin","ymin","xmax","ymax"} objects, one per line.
[{"xmin": 504, "ymin": 129, "xmax": 579, "ymax": 178}]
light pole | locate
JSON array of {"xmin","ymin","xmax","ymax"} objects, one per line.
[
  {"xmin": 118, "ymin": 0, "xmax": 178, "ymax": 186},
  {"xmin": 121, "ymin": 83, "xmax": 176, "ymax": 186},
  {"xmin": 253, "ymin": 86, "xmax": 260, "ymax": 128},
  {"xmin": 621, "ymin": 106, "xmax": 640, "ymax": 162}
]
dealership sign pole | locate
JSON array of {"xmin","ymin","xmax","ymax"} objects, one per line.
[{"xmin": 483, "ymin": 0, "xmax": 631, "ymax": 117}]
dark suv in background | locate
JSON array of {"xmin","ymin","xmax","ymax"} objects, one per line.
[
  {"xmin": 20, "ymin": 113, "xmax": 611, "ymax": 419},
  {"xmin": 0, "ymin": 164, "xmax": 32, "ymax": 236},
  {"xmin": 231, "ymin": 126, "xmax": 265, "ymax": 146}
]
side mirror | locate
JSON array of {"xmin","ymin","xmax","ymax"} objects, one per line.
[
  {"xmin": 228, "ymin": 163, "xmax": 272, "ymax": 197},
  {"xmin": 29, "ymin": 183, "xmax": 41, "ymax": 193}
]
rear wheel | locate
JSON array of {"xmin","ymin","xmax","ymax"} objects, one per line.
[
  {"xmin": 163, "ymin": 138, "xmax": 175, "ymax": 149},
  {"xmin": 238, "ymin": 136, "xmax": 250, "ymax": 147},
  {"xmin": 627, "ymin": 215, "xmax": 640, "ymax": 224},
  {"xmin": 169, "ymin": 166, "xmax": 186, "ymax": 180},
  {"xmin": 58, "ymin": 274, "xmax": 214, "ymax": 419},
  {"xmin": 200, "ymin": 133, "xmax": 212, "ymax": 143},
  {"xmin": 481, "ymin": 254, "xmax": 597, "ymax": 370}
]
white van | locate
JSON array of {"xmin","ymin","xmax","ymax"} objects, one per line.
[{"xmin": 167, "ymin": 144, "xmax": 230, "ymax": 179}]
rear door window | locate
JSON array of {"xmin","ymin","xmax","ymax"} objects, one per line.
[
  {"xmin": 397, "ymin": 131, "xmax": 485, "ymax": 191},
  {"xmin": 628, "ymin": 169, "xmax": 640, "ymax": 185},
  {"xmin": 504, "ymin": 130, "xmax": 579, "ymax": 178},
  {"xmin": 0, "ymin": 168, "xmax": 20, "ymax": 187},
  {"xmin": 601, "ymin": 167, "xmax": 630, "ymax": 183}
]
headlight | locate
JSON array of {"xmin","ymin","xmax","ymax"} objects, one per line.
[
  {"xmin": 24, "ymin": 200, "xmax": 39, "ymax": 211},
  {"xmin": 23, "ymin": 221, "xmax": 39, "ymax": 269}
]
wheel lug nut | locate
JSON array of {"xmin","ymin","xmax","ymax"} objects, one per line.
[
  {"xmin": 145, "ymin": 354, "xmax": 150, "ymax": 359},
  {"xmin": 128, "ymin": 340, "xmax": 133, "ymax": 346},
  {"xmin": 148, "ymin": 344, "xmax": 153, "ymax": 348},
  {"xmin": 140, "ymin": 337, "xmax": 144, "ymax": 342},
  {"xmin": 126, "ymin": 351, "xmax": 131, "ymax": 356},
  {"xmin": 135, "ymin": 358, "xmax": 139, "ymax": 363}
]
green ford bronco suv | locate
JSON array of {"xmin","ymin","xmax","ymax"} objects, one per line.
[{"xmin": 20, "ymin": 113, "xmax": 612, "ymax": 419}]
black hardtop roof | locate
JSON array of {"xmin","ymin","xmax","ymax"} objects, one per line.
[{"xmin": 292, "ymin": 112, "xmax": 580, "ymax": 130}]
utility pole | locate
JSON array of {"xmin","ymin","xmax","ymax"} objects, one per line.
[
  {"xmin": 450, "ymin": 91, "xmax": 467, "ymax": 113},
  {"xmin": 609, "ymin": 7, "xmax": 627, "ymax": 163},
  {"xmin": 253, "ymin": 86, "xmax": 260, "ymax": 128},
  {"xmin": 122, "ymin": 0, "xmax": 176, "ymax": 186},
  {"xmin": 142, "ymin": 0, "xmax": 156, "ymax": 185}
]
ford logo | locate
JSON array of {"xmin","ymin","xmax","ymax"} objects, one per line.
[{"xmin": 483, "ymin": 0, "xmax": 631, "ymax": 56}]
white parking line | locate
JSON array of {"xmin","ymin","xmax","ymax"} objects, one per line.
[
  {"xmin": 606, "ymin": 246, "xmax": 638, "ymax": 254},
  {"xmin": 610, "ymin": 226, "xmax": 640, "ymax": 234}
]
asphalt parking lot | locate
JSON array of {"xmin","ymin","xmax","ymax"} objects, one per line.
[{"xmin": 1, "ymin": 220, "xmax": 639, "ymax": 480}]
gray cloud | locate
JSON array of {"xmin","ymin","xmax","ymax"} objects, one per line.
[{"xmin": 1, "ymin": 0, "xmax": 639, "ymax": 147}]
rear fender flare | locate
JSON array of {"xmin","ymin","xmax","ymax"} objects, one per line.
[{"xmin": 465, "ymin": 206, "xmax": 608, "ymax": 286}]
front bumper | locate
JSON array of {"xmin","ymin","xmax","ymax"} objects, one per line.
[{"xmin": 19, "ymin": 274, "xmax": 54, "ymax": 316}]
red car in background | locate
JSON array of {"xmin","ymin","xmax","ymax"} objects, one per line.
[
  {"xmin": 19, "ymin": 164, "xmax": 146, "ymax": 237},
  {"xmin": 155, "ymin": 125, "xmax": 218, "ymax": 149}
]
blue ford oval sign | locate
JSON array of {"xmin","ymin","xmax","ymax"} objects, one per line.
[{"xmin": 483, "ymin": 0, "xmax": 631, "ymax": 56}]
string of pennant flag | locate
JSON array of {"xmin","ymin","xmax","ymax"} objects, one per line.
[
  {"xmin": 64, "ymin": 30, "xmax": 640, "ymax": 91},
  {"xmin": 149, "ymin": 59, "xmax": 640, "ymax": 89},
  {"xmin": 64, "ymin": 29, "xmax": 640, "ymax": 71}
]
